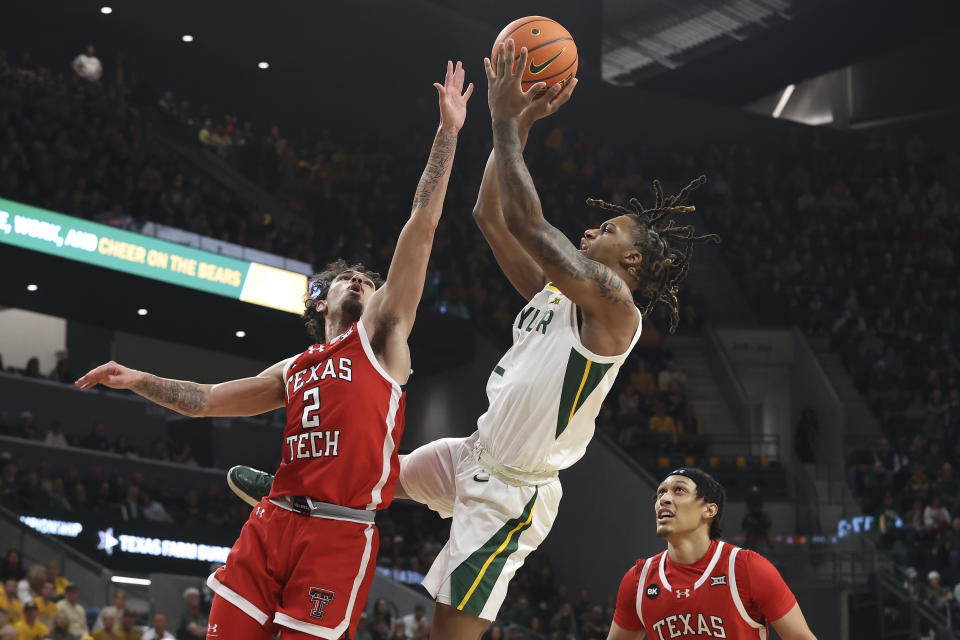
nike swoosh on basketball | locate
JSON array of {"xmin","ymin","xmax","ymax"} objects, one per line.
[
  {"xmin": 528, "ymin": 48, "xmax": 566, "ymax": 75},
  {"xmin": 473, "ymin": 473, "xmax": 490, "ymax": 482}
]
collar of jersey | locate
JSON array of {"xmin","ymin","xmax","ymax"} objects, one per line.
[{"xmin": 658, "ymin": 540, "xmax": 725, "ymax": 593}]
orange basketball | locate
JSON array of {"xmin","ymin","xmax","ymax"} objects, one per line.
[{"xmin": 492, "ymin": 16, "xmax": 578, "ymax": 96}]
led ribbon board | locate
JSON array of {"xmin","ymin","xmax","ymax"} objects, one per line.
[{"xmin": 0, "ymin": 198, "xmax": 306, "ymax": 314}]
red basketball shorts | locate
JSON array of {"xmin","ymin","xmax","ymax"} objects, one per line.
[{"xmin": 207, "ymin": 498, "xmax": 379, "ymax": 639}]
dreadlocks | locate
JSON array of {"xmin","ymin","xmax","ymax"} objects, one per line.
[{"xmin": 586, "ymin": 175, "xmax": 720, "ymax": 333}]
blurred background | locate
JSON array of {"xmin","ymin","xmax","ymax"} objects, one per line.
[{"xmin": 1, "ymin": 0, "xmax": 959, "ymax": 638}]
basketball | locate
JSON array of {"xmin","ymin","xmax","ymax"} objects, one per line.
[{"xmin": 492, "ymin": 16, "xmax": 578, "ymax": 96}]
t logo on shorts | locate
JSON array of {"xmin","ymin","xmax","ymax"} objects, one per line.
[{"xmin": 308, "ymin": 587, "xmax": 335, "ymax": 620}]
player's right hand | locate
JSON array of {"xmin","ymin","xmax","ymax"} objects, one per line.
[
  {"xmin": 75, "ymin": 360, "xmax": 143, "ymax": 391},
  {"xmin": 520, "ymin": 77, "xmax": 579, "ymax": 125}
]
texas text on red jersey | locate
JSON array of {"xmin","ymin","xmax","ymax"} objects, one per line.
[
  {"xmin": 269, "ymin": 319, "xmax": 406, "ymax": 511},
  {"xmin": 613, "ymin": 540, "xmax": 796, "ymax": 640}
]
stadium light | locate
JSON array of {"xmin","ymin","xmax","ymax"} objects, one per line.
[
  {"xmin": 772, "ymin": 84, "xmax": 795, "ymax": 119},
  {"xmin": 26, "ymin": 284, "xmax": 38, "ymax": 292},
  {"xmin": 111, "ymin": 576, "xmax": 151, "ymax": 586},
  {"xmin": 182, "ymin": 35, "xmax": 194, "ymax": 43},
  {"xmin": 257, "ymin": 62, "xmax": 270, "ymax": 70},
  {"xmin": 235, "ymin": 330, "xmax": 247, "ymax": 338},
  {"xmin": 137, "ymin": 308, "xmax": 148, "ymax": 316},
  {"xmin": 100, "ymin": 6, "xmax": 113, "ymax": 14}
]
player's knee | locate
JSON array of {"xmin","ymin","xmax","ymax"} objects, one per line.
[{"xmin": 431, "ymin": 603, "xmax": 491, "ymax": 640}]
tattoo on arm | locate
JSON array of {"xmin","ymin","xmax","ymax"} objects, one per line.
[
  {"xmin": 132, "ymin": 374, "xmax": 208, "ymax": 416},
  {"xmin": 412, "ymin": 129, "xmax": 457, "ymax": 209},
  {"xmin": 492, "ymin": 119, "xmax": 632, "ymax": 309},
  {"xmin": 528, "ymin": 226, "xmax": 634, "ymax": 307}
]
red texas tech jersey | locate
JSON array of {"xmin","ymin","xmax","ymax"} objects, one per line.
[
  {"xmin": 613, "ymin": 540, "xmax": 796, "ymax": 640},
  {"xmin": 269, "ymin": 320, "xmax": 406, "ymax": 511}
]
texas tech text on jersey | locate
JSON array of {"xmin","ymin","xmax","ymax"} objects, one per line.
[{"xmin": 270, "ymin": 321, "xmax": 406, "ymax": 510}]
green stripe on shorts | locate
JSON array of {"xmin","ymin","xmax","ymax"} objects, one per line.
[{"xmin": 450, "ymin": 489, "xmax": 538, "ymax": 617}]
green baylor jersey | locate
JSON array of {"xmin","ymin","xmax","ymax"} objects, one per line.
[{"xmin": 476, "ymin": 283, "xmax": 643, "ymax": 473}]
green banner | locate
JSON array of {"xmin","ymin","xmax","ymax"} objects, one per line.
[{"xmin": 0, "ymin": 198, "xmax": 306, "ymax": 313}]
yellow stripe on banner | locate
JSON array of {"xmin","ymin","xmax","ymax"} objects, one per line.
[
  {"xmin": 567, "ymin": 360, "xmax": 592, "ymax": 425},
  {"xmin": 457, "ymin": 502, "xmax": 537, "ymax": 610},
  {"xmin": 546, "ymin": 284, "xmax": 561, "ymax": 293}
]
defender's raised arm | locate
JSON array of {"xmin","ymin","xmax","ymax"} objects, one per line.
[{"xmin": 362, "ymin": 61, "xmax": 473, "ymax": 347}]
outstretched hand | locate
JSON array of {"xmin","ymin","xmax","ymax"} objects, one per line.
[
  {"xmin": 484, "ymin": 39, "xmax": 547, "ymax": 122},
  {"xmin": 75, "ymin": 360, "xmax": 142, "ymax": 391},
  {"xmin": 434, "ymin": 60, "xmax": 474, "ymax": 132}
]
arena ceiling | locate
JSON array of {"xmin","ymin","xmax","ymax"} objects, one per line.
[{"xmin": 5, "ymin": 0, "xmax": 958, "ymax": 129}]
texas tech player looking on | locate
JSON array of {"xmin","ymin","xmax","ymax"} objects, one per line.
[
  {"xmin": 75, "ymin": 60, "xmax": 474, "ymax": 640},
  {"xmin": 609, "ymin": 469, "xmax": 817, "ymax": 640}
]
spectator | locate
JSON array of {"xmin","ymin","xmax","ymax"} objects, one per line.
[
  {"xmin": 148, "ymin": 440, "xmax": 169, "ymax": 462},
  {"xmin": 197, "ymin": 120, "xmax": 224, "ymax": 153},
  {"xmin": 550, "ymin": 602, "xmax": 577, "ymax": 636},
  {"xmin": 31, "ymin": 581, "xmax": 57, "ymax": 627},
  {"xmin": 113, "ymin": 437, "xmax": 137, "ymax": 458},
  {"xmin": 938, "ymin": 517, "xmax": 960, "ymax": 570},
  {"xmin": 79, "ymin": 424, "xmax": 110, "ymax": 452},
  {"xmin": 18, "ymin": 564, "xmax": 45, "ymax": 604},
  {"xmin": 657, "ymin": 360, "xmax": 687, "ymax": 394},
  {"xmin": 176, "ymin": 587, "xmax": 206, "ymax": 639},
  {"xmin": 616, "ymin": 385, "xmax": 640, "ymax": 423},
  {"xmin": 0, "ymin": 579, "xmax": 23, "ymax": 623},
  {"xmin": 22, "ymin": 359, "xmax": 42, "ymax": 379},
  {"xmin": 0, "ymin": 551, "xmax": 24, "ymax": 582},
  {"xmin": 49, "ymin": 359, "xmax": 71, "ymax": 384},
  {"xmin": 648, "ymin": 403, "xmax": 678, "ymax": 446},
  {"xmin": 93, "ymin": 611, "xmax": 121, "ymax": 640},
  {"xmin": 923, "ymin": 495, "xmax": 951, "ymax": 534},
  {"xmin": 14, "ymin": 602, "xmax": 49, "ymax": 640},
  {"xmin": 873, "ymin": 437, "xmax": 899, "ymax": 475},
  {"xmin": 370, "ymin": 598, "xmax": 394, "ymax": 631},
  {"xmin": 116, "ymin": 485, "xmax": 141, "ymax": 521},
  {"xmin": 44, "ymin": 561, "xmax": 70, "ymax": 598},
  {"xmin": 400, "ymin": 604, "xmax": 428, "ymax": 637},
  {"xmin": 629, "ymin": 360, "xmax": 657, "ymax": 399},
  {"xmin": 0, "ymin": 466, "xmax": 18, "ymax": 509},
  {"xmin": 924, "ymin": 570, "xmax": 957, "ymax": 616},
  {"xmin": 0, "ymin": 622, "xmax": 14, "ymax": 640},
  {"xmin": 55, "ymin": 585, "xmax": 87, "ymax": 637},
  {"xmin": 171, "ymin": 443, "xmax": 196, "ymax": 467},
  {"xmin": 140, "ymin": 492, "xmax": 173, "ymax": 523},
  {"xmin": 141, "ymin": 613, "xmax": 173, "ymax": 640},
  {"xmin": 16, "ymin": 412, "xmax": 39, "ymax": 440},
  {"xmin": 93, "ymin": 590, "xmax": 126, "ymax": 631},
  {"xmin": 120, "ymin": 609, "xmax": 141, "ymax": 640},
  {"xmin": 503, "ymin": 595, "xmax": 534, "ymax": 628},
  {"xmin": 580, "ymin": 604, "xmax": 608, "ymax": 639},
  {"xmin": 44, "ymin": 423, "xmax": 69, "ymax": 448},
  {"xmin": 72, "ymin": 44, "xmax": 102, "ymax": 83},
  {"xmin": 388, "ymin": 619, "xmax": 407, "ymax": 640},
  {"xmin": 49, "ymin": 611, "xmax": 75, "ymax": 640}
]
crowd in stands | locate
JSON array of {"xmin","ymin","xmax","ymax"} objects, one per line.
[
  {"xmin": 0, "ymin": 546, "xmax": 216, "ymax": 640},
  {"xmin": 0, "ymin": 451, "xmax": 249, "ymax": 532},
  {"xmin": 6, "ymin": 38, "xmax": 960, "ymax": 636},
  {"xmin": 0, "ymin": 538, "xmax": 622, "ymax": 640},
  {"xmin": 0, "ymin": 50, "xmax": 314, "ymax": 265}
]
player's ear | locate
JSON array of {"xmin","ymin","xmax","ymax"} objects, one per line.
[
  {"xmin": 315, "ymin": 300, "xmax": 327, "ymax": 315},
  {"xmin": 703, "ymin": 502, "xmax": 718, "ymax": 520},
  {"xmin": 622, "ymin": 248, "xmax": 642, "ymax": 267}
]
